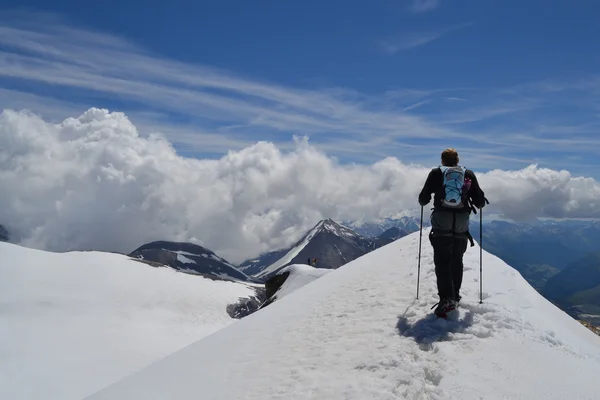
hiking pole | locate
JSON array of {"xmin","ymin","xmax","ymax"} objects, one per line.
[
  {"xmin": 479, "ymin": 207, "xmax": 483, "ymax": 304},
  {"xmin": 479, "ymin": 197, "xmax": 489, "ymax": 304},
  {"xmin": 417, "ymin": 206, "xmax": 423, "ymax": 299}
]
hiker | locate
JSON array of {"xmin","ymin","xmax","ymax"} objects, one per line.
[
  {"xmin": 307, "ymin": 257, "xmax": 311, "ymax": 265},
  {"xmin": 418, "ymin": 148, "xmax": 487, "ymax": 317},
  {"xmin": 311, "ymin": 257, "xmax": 317, "ymax": 266}
]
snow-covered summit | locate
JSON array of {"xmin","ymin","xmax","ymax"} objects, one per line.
[
  {"xmin": 87, "ymin": 229, "xmax": 600, "ymax": 399},
  {"xmin": 320, "ymin": 217, "xmax": 360, "ymax": 238},
  {"xmin": 129, "ymin": 240, "xmax": 254, "ymax": 282}
]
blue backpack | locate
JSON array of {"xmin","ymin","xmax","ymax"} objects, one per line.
[{"xmin": 440, "ymin": 166, "xmax": 470, "ymax": 209}]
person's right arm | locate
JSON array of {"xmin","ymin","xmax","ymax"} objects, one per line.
[{"xmin": 418, "ymin": 169, "xmax": 438, "ymax": 206}]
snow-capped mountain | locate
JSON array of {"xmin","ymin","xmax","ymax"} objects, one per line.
[
  {"xmin": 85, "ymin": 229, "xmax": 600, "ymax": 400},
  {"xmin": 346, "ymin": 216, "xmax": 423, "ymax": 238},
  {"xmin": 246, "ymin": 218, "xmax": 377, "ymax": 279},
  {"xmin": 0, "ymin": 241, "xmax": 261, "ymax": 400},
  {"xmin": 129, "ymin": 240, "xmax": 255, "ymax": 282}
]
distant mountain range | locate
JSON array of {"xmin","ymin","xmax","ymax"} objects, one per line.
[
  {"xmin": 542, "ymin": 251, "xmax": 600, "ymax": 325},
  {"xmin": 469, "ymin": 220, "xmax": 600, "ymax": 289},
  {"xmin": 375, "ymin": 226, "xmax": 408, "ymax": 243},
  {"xmin": 344, "ymin": 216, "xmax": 422, "ymax": 238}
]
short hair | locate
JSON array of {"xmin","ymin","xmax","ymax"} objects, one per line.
[{"xmin": 441, "ymin": 148, "xmax": 459, "ymax": 166}]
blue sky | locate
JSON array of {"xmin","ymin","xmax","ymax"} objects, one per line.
[{"xmin": 1, "ymin": 0, "xmax": 600, "ymax": 177}]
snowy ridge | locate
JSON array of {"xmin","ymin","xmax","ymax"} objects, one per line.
[
  {"xmin": 87, "ymin": 229, "xmax": 600, "ymax": 400},
  {"xmin": 0, "ymin": 242, "xmax": 258, "ymax": 400}
]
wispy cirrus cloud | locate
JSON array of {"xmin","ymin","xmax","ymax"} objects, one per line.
[
  {"xmin": 379, "ymin": 22, "xmax": 473, "ymax": 54},
  {"xmin": 0, "ymin": 13, "xmax": 600, "ymax": 176},
  {"xmin": 410, "ymin": 0, "xmax": 441, "ymax": 13},
  {"xmin": 0, "ymin": 16, "xmax": 480, "ymax": 165},
  {"xmin": 0, "ymin": 23, "xmax": 450, "ymax": 133}
]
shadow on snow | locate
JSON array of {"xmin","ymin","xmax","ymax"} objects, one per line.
[{"xmin": 396, "ymin": 309, "xmax": 475, "ymax": 351}]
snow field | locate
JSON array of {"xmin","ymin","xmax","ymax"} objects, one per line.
[{"xmin": 0, "ymin": 242, "xmax": 257, "ymax": 400}]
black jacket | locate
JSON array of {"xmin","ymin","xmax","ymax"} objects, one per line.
[{"xmin": 418, "ymin": 166, "xmax": 486, "ymax": 236}]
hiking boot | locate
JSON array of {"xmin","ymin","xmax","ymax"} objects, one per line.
[{"xmin": 432, "ymin": 297, "xmax": 456, "ymax": 318}]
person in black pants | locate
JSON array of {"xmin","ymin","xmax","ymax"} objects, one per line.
[{"xmin": 418, "ymin": 148, "xmax": 487, "ymax": 316}]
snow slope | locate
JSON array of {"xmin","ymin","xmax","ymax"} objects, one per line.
[
  {"xmin": 87, "ymin": 229, "xmax": 600, "ymax": 400},
  {"xmin": 0, "ymin": 242, "xmax": 258, "ymax": 400}
]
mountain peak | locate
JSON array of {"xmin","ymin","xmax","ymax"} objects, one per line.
[
  {"xmin": 248, "ymin": 218, "xmax": 374, "ymax": 279},
  {"xmin": 315, "ymin": 218, "xmax": 359, "ymax": 238}
]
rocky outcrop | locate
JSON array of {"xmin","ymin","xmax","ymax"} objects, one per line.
[
  {"xmin": 226, "ymin": 286, "xmax": 267, "ymax": 319},
  {"xmin": 260, "ymin": 271, "xmax": 292, "ymax": 308},
  {"xmin": 259, "ymin": 264, "xmax": 332, "ymax": 309},
  {"xmin": 579, "ymin": 320, "xmax": 600, "ymax": 336},
  {"xmin": 0, "ymin": 225, "xmax": 8, "ymax": 242}
]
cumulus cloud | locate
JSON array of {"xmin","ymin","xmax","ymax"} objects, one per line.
[{"xmin": 1, "ymin": 109, "xmax": 599, "ymax": 263}]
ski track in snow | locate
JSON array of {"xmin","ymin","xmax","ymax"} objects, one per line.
[{"xmin": 86, "ymin": 230, "xmax": 600, "ymax": 400}]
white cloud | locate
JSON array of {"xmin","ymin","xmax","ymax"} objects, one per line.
[
  {"xmin": 379, "ymin": 23, "xmax": 472, "ymax": 54},
  {"xmin": 1, "ymin": 109, "xmax": 599, "ymax": 264},
  {"xmin": 410, "ymin": 0, "xmax": 441, "ymax": 13},
  {"xmin": 482, "ymin": 165, "xmax": 600, "ymax": 221}
]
